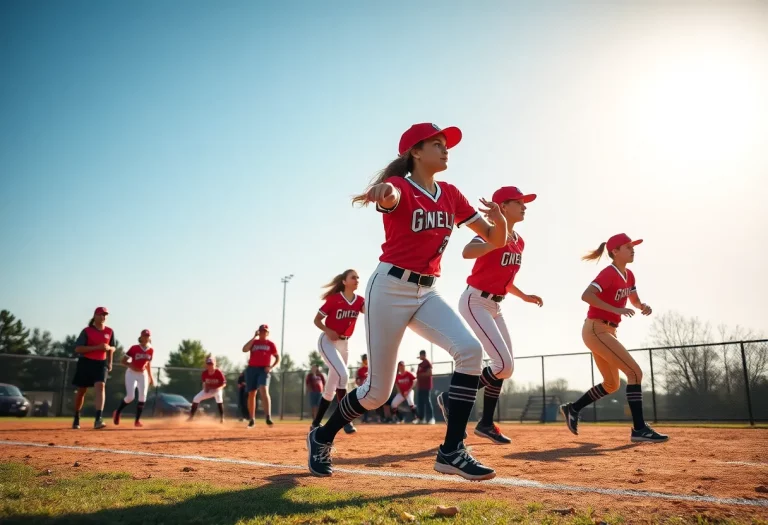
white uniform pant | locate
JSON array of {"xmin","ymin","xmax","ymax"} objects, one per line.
[
  {"xmin": 459, "ymin": 286, "xmax": 514, "ymax": 379},
  {"xmin": 124, "ymin": 368, "xmax": 149, "ymax": 403},
  {"xmin": 355, "ymin": 262, "xmax": 483, "ymax": 411},
  {"xmin": 391, "ymin": 390, "xmax": 415, "ymax": 409},
  {"xmin": 193, "ymin": 389, "xmax": 224, "ymax": 404},
  {"xmin": 317, "ymin": 334, "xmax": 350, "ymax": 402}
]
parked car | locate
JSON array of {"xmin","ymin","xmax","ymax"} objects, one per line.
[
  {"xmin": 144, "ymin": 393, "xmax": 196, "ymax": 417},
  {"xmin": 0, "ymin": 383, "xmax": 31, "ymax": 417}
]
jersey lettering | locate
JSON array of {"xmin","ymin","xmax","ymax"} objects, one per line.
[
  {"xmin": 335, "ymin": 310, "xmax": 359, "ymax": 320},
  {"xmin": 411, "ymin": 210, "xmax": 455, "ymax": 233},
  {"xmin": 615, "ymin": 288, "xmax": 632, "ymax": 301},
  {"xmin": 500, "ymin": 252, "xmax": 522, "ymax": 267}
]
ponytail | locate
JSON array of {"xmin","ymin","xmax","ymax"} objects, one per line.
[
  {"xmin": 87, "ymin": 318, "xmax": 96, "ymax": 328},
  {"xmin": 321, "ymin": 269, "xmax": 355, "ymax": 300},
  {"xmin": 582, "ymin": 242, "xmax": 607, "ymax": 262},
  {"xmin": 351, "ymin": 143, "xmax": 422, "ymax": 206}
]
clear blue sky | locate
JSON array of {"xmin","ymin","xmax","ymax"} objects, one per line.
[{"xmin": 2, "ymin": 1, "xmax": 766, "ymax": 391}]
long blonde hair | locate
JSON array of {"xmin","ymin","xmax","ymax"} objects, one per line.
[
  {"xmin": 321, "ymin": 269, "xmax": 356, "ymax": 300},
  {"xmin": 351, "ymin": 144, "xmax": 422, "ymax": 206},
  {"xmin": 582, "ymin": 242, "xmax": 611, "ymax": 262}
]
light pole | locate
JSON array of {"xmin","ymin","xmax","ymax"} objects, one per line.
[
  {"xmin": 430, "ymin": 342, "xmax": 434, "ymax": 362},
  {"xmin": 280, "ymin": 274, "xmax": 294, "ymax": 362}
]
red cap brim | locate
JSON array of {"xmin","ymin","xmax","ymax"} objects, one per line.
[
  {"xmin": 421, "ymin": 126, "xmax": 462, "ymax": 151},
  {"xmin": 630, "ymin": 239, "xmax": 643, "ymax": 246},
  {"xmin": 521, "ymin": 194, "xmax": 537, "ymax": 203}
]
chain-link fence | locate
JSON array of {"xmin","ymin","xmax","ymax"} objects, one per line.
[{"xmin": 1, "ymin": 340, "xmax": 765, "ymax": 424}]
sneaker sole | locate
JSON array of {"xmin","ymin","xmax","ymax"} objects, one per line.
[
  {"xmin": 631, "ymin": 435, "xmax": 669, "ymax": 443},
  {"xmin": 473, "ymin": 428, "xmax": 512, "ymax": 445},
  {"xmin": 306, "ymin": 431, "xmax": 332, "ymax": 477},
  {"xmin": 560, "ymin": 405, "xmax": 578, "ymax": 436},
  {"xmin": 343, "ymin": 428, "xmax": 357, "ymax": 434},
  {"xmin": 433, "ymin": 462, "xmax": 496, "ymax": 481}
]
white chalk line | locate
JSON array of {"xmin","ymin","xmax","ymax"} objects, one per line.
[
  {"xmin": 1, "ymin": 440, "xmax": 766, "ymax": 508},
  {"xmin": 722, "ymin": 461, "xmax": 768, "ymax": 468}
]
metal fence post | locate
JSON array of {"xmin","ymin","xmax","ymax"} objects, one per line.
[
  {"xmin": 739, "ymin": 342, "xmax": 755, "ymax": 426},
  {"xmin": 152, "ymin": 367, "xmax": 161, "ymax": 417},
  {"xmin": 300, "ymin": 370, "xmax": 306, "ymax": 420},
  {"xmin": 58, "ymin": 360, "xmax": 70, "ymax": 417},
  {"xmin": 649, "ymin": 349, "xmax": 658, "ymax": 423},
  {"xmin": 590, "ymin": 354, "xmax": 597, "ymax": 423},
  {"xmin": 279, "ymin": 370, "xmax": 286, "ymax": 420},
  {"xmin": 540, "ymin": 356, "xmax": 546, "ymax": 423}
]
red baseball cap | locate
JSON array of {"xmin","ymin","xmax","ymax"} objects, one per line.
[
  {"xmin": 398, "ymin": 123, "xmax": 462, "ymax": 156},
  {"xmin": 492, "ymin": 186, "xmax": 537, "ymax": 204},
  {"xmin": 141, "ymin": 329, "xmax": 151, "ymax": 337},
  {"xmin": 94, "ymin": 306, "xmax": 109, "ymax": 316},
  {"xmin": 258, "ymin": 324, "xmax": 269, "ymax": 332},
  {"xmin": 606, "ymin": 233, "xmax": 643, "ymax": 252},
  {"xmin": 206, "ymin": 357, "xmax": 214, "ymax": 364}
]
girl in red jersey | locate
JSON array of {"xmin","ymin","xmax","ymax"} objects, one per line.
[
  {"xmin": 242, "ymin": 324, "xmax": 280, "ymax": 428},
  {"xmin": 188, "ymin": 356, "xmax": 227, "ymax": 423},
  {"xmin": 72, "ymin": 306, "xmax": 116, "ymax": 430},
  {"xmin": 456, "ymin": 186, "xmax": 543, "ymax": 445},
  {"xmin": 307, "ymin": 123, "xmax": 508, "ymax": 481},
  {"xmin": 560, "ymin": 234, "xmax": 668, "ymax": 443},
  {"xmin": 311, "ymin": 269, "xmax": 365, "ymax": 434},
  {"xmin": 113, "ymin": 329, "xmax": 155, "ymax": 427},
  {"xmin": 391, "ymin": 361, "xmax": 418, "ymax": 423}
]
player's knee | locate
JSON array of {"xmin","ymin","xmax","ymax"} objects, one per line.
[
  {"xmin": 321, "ymin": 391, "xmax": 334, "ymax": 402},
  {"xmin": 602, "ymin": 380, "xmax": 620, "ymax": 394},
  {"xmin": 631, "ymin": 368, "xmax": 643, "ymax": 384},
  {"xmin": 453, "ymin": 337, "xmax": 483, "ymax": 375},
  {"xmin": 496, "ymin": 360, "xmax": 514, "ymax": 380},
  {"xmin": 124, "ymin": 393, "xmax": 135, "ymax": 403}
]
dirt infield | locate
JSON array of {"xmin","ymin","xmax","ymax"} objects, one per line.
[{"xmin": 1, "ymin": 419, "xmax": 767, "ymax": 522}]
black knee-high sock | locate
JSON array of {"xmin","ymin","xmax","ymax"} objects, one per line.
[
  {"xmin": 190, "ymin": 403, "xmax": 199, "ymax": 418},
  {"xmin": 626, "ymin": 384, "xmax": 646, "ymax": 430},
  {"xmin": 116, "ymin": 400, "xmax": 128, "ymax": 414},
  {"xmin": 135, "ymin": 402, "xmax": 144, "ymax": 422},
  {"xmin": 479, "ymin": 367, "xmax": 502, "ymax": 426},
  {"xmin": 95, "ymin": 410, "xmax": 102, "ymax": 421},
  {"xmin": 572, "ymin": 383, "xmax": 609, "ymax": 412},
  {"xmin": 313, "ymin": 398, "xmax": 331, "ymax": 426},
  {"xmin": 217, "ymin": 403, "xmax": 224, "ymax": 418},
  {"xmin": 315, "ymin": 390, "xmax": 364, "ymax": 443},
  {"xmin": 443, "ymin": 372, "xmax": 480, "ymax": 451}
]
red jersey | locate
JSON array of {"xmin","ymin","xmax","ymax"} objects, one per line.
[
  {"xmin": 377, "ymin": 176, "xmax": 479, "ymax": 276},
  {"xmin": 318, "ymin": 293, "xmax": 365, "ymax": 337},
  {"xmin": 417, "ymin": 359, "xmax": 433, "ymax": 390},
  {"xmin": 77, "ymin": 326, "xmax": 115, "ymax": 361},
  {"xmin": 248, "ymin": 339, "xmax": 278, "ymax": 367},
  {"xmin": 201, "ymin": 368, "xmax": 226, "ymax": 389},
  {"xmin": 395, "ymin": 371, "xmax": 416, "ymax": 393},
  {"xmin": 126, "ymin": 345, "xmax": 153, "ymax": 372},
  {"xmin": 587, "ymin": 265, "xmax": 637, "ymax": 325},
  {"xmin": 356, "ymin": 365, "xmax": 368, "ymax": 383},
  {"xmin": 305, "ymin": 372, "xmax": 325, "ymax": 393},
  {"xmin": 466, "ymin": 232, "xmax": 524, "ymax": 296}
]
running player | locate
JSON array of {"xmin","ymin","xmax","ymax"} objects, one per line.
[
  {"xmin": 560, "ymin": 234, "xmax": 668, "ymax": 443},
  {"xmin": 311, "ymin": 269, "xmax": 364, "ymax": 435},
  {"xmin": 307, "ymin": 122, "xmax": 508, "ymax": 481},
  {"xmin": 454, "ymin": 186, "xmax": 543, "ymax": 445},
  {"xmin": 242, "ymin": 324, "xmax": 280, "ymax": 428},
  {"xmin": 391, "ymin": 361, "xmax": 418, "ymax": 423},
  {"xmin": 113, "ymin": 329, "xmax": 155, "ymax": 427},
  {"xmin": 188, "ymin": 356, "xmax": 226, "ymax": 423},
  {"xmin": 72, "ymin": 306, "xmax": 116, "ymax": 430}
]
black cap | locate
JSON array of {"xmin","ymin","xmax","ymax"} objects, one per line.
[
  {"xmin": 419, "ymin": 350, "xmax": 427, "ymax": 356},
  {"xmin": 361, "ymin": 354, "xmax": 368, "ymax": 360}
]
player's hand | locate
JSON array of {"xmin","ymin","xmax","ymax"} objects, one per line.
[
  {"xmin": 100, "ymin": 343, "xmax": 111, "ymax": 351},
  {"xmin": 265, "ymin": 366, "xmax": 272, "ymax": 374},
  {"xmin": 524, "ymin": 294, "xmax": 544, "ymax": 307},
  {"xmin": 640, "ymin": 303, "xmax": 652, "ymax": 316},
  {"xmin": 149, "ymin": 377, "xmax": 155, "ymax": 386},
  {"xmin": 325, "ymin": 328, "xmax": 340, "ymax": 341},
  {"xmin": 479, "ymin": 198, "xmax": 505, "ymax": 226},
  {"xmin": 616, "ymin": 307, "xmax": 635, "ymax": 318},
  {"xmin": 107, "ymin": 362, "xmax": 113, "ymax": 372},
  {"xmin": 366, "ymin": 183, "xmax": 397, "ymax": 207}
]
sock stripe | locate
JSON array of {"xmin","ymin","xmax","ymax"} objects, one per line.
[{"xmin": 450, "ymin": 385, "xmax": 478, "ymax": 392}]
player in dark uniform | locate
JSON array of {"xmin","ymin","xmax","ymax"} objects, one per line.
[{"xmin": 72, "ymin": 306, "xmax": 116, "ymax": 429}]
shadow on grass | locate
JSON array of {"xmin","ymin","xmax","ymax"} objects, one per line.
[
  {"xmin": 2, "ymin": 470, "xmax": 480, "ymax": 525},
  {"xmin": 505, "ymin": 442, "xmax": 640, "ymax": 463}
]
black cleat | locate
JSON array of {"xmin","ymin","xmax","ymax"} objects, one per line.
[
  {"xmin": 343, "ymin": 422, "xmax": 357, "ymax": 434},
  {"xmin": 247, "ymin": 419, "xmax": 255, "ymax": 429},
  {"xmin": 474, "ymin": 423, "xmax": 512, "ymax": 445},
  {"xmin": 307, "ymin": 428, "xmax": 334, "ymax": 477},
  {"xmin": 631, "ymin": 425, "xmax": 669, "ymax": 443},
  {"xmin": 93, "ymin": 419, "xmax": 107, "ymax": 430},
  {"xmin": 560, "ymin": 403, "xmax": 579, "ymax": 436},
  {"xmin": 436, "ymin": 391, "xmax": 467, "ymax": 439},
  {"xmin": 72, "ymin": 420, "xmax": 80, "ymax": 430},
  {"xmin": 434, "ymin": 442, "xmax": 496, "ymax": 481},
  {"xmin": 266, "ymin": 418, "xmax": 274, "ymax": 426}
]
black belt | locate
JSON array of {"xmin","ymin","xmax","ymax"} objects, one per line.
[
  {"xmin": 338, "ymin": 335, "xmax": 348, "ymax": 340},
  {"xmin": 388, "ymin": 266, "xmax": 436, "ymax": 287},
  {"xmin": 479, "ymin": 291, "xmax": 504, "ymax": 302},
  {"xmin": 596, "ymin": 319, "xmax": 619, "ymax": 328}
]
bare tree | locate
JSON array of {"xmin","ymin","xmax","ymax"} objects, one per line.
[{"xmin": 716, "ymin": 324, "xmax": 768, "ymax": 391}]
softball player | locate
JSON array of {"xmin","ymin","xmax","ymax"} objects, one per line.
[
  {"xmin": 560, "ymin": 233, "xmax": 668, "ymax": 443},
  {"xmin": 242, "ymin": 324, "xmax": 280, "ymax": 428},
  {"xmin": 72, "ymin": 306, "xmax": 116, "ymax": 430},
  {"xmin": 113, "ymin": 329, "xmax": 155, "ymax": 427},
  {"xmin": 452, "ymin": 186, "xmax": 542, "ymax": 445},
  {"xmin": 307, "ymin": 122, "xmax": 508, "ymax": 481},
  {"xmin": 311, "ymin": 269, "xmax": 364, "ymax": 434},
  {"xmin": 188, "ymin": 356, "xmax": 226, "ymax": 423},
  {"xmin": 391, "ymin": 361, "xmax": 418, "ymax": 423}
]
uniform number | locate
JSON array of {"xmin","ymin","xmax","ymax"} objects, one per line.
[{"xmin": 437, "ymin": 236, "xmax": 450, "ymax": 255}]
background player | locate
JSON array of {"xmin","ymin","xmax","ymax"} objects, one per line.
[
  {"xmin": 311, "ymin": 269, "xmax": 364, "ymax": 434},
  {"xmin": 113, "ymin": 329, "xmax": 155, "ymax": 427},
  {"xmin": 242, "ymin": 324, "xmax": 280, "ymax": 428},
  {"xmin": 188, "ymin": 356, "xmax": 226, "ymax": 423},
  {"xmin": 72, "ymin": 306, "xmax": 116, "ymax": 430},
  {"xmin": 454, "ymin": 186, "xmax": 542, "ymax": 445},
  {"xmin": 307, "ymin": 122, "xmax": 508, "ymax": 481},
  {"xmin": 416, "ymin": 350, "xmax": 435, "ymax": 424},
  {"xmin": 236, "ymin": 369, "xmax": 249, "ymax": 421},
  {"xmin": 560, "ymin": 234, "xmax": 668, "ymax": 443},
  {"xmin": 305, "ymin": 365, "xmax": 326, "ymax": 421},
  {"xmin": 391, "ymin": 361, "xmax": 418, "ymax": 423}
]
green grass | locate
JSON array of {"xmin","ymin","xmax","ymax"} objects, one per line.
[{"xmin": 1, "ymin": 462, "xmax": 765, "ymax": 525}]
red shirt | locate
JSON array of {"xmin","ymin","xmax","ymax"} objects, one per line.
[
  {"xmin": 305, "ymin": 372, "xmax": 325, "ymax": 393},
  {"xmin": 126, "ymin": 345, "xmax": 153, "ymax": 372},
  {"xmin": 248, "ymin": 339, "xmax": 278, "ymax": 367},
  {"xmin": 377, "ymin": 176, "xmax": 479, "ymax": 276},
  {"xmin": 77, "ymin": 326, "xmax": 115, "ymax": 361},
  {"xmin": 201, "ymin": 368, "xmax": 226, "ymax": 389},
  {"xmin": 356, "ymin": 365, "xmax": 368, "ymax": 383},
  {"xmin": 319, "ymin": 293, "xmax": 365, "ymax": 337},
  {"xmin": 416, "ymin": 359, "xmax": 433, "ymax": 390},
  {"xmin": 587, "ymin": 265, "xmax": 637, "ymax": 325},
  {"xmin": 466, "ymin": 232, "xmax": 525, "ymax": 296},
  {"xmin": 395, "ymin": 371, "xmax": 416, "ymax": 394}
]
